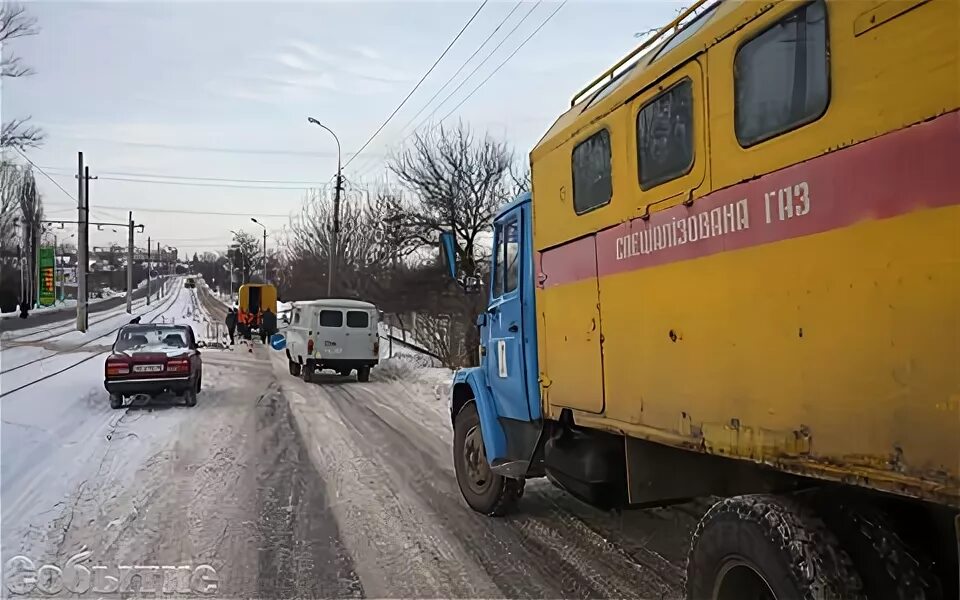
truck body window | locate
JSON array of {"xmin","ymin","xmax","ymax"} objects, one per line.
[
  {"xmin": 637, "ymin": 78, "xmax": 694, "ymax": 189},
  {"xmin": 346, "ymin": 311, "xmax": 369, "ymax": 328},
  {"xmin": 735, "ymin": 0, "xmax": 829, "ymax": 146},
  {"xmin": 319, "ymin": 310, "xmax": 343, "ymax": 327},
  {"xmin": 572, "ymin": 129, "xmax": 612, "ymax": 214}
]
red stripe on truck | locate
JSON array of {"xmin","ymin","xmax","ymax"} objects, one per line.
[{"xmin": 537, "ymin": 110, "xmax": 960, "ymax": 288}]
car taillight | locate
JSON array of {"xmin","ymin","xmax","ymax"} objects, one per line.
[
  {"xmin": 167, "ymin": 357, "xmax": 190, "ymax": 373},
  {"xmin": 105, "ymin": 357, "xmax": 129, "ymax": 376},
  {"xmin": 307, "ymin": 339, "xmax": 314, "ymax": 354}
]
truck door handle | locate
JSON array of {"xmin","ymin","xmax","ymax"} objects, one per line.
[{"xmin": 508, "ymin": 324, "xmax": 519, "ymax": 333}]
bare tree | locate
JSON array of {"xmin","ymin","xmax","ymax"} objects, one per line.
[
  {"xmin": 0, "ymin": 3, "xmax": 43, "ymax": 149},
  {"xmin": 389, "ymin": 122, "xmax": 513, "ymax": 278},
  {"xmin": 228, "ymin": 230, "xmax": 262, "ymax": 284},
  {"xmin": 509, "ymin": 159, "xmax": 531, "ymax": 197}
]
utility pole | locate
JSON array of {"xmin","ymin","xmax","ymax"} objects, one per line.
[
  {"xmin": 331, "ymin": 172, "xmax": 343, "ymax": 297},
  {"xmin": 126, "ymin": 211, "xmax": 135, "ymax": 313},
  {"xmin": 76, "ymin": 153, "xmax": 88, "ymax": 331},
  {"xmin": 157, "ymin": 241, "xmax": 162, "ymax": 298},
  {"xmin": 306, "ymin": 117, "xmax": 342, "ymax": 298},
  {"xmin": 146, "ymin": 236, "xmax": 151, "ymax": 306}
]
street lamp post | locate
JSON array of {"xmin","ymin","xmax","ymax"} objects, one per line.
[
  {"xmin": 307, "ymin": 116, "xmax": 343, "ymax": 297},
  {"xmin": 250, "ymin": 218, "xmax": 267, "ymax": 282}
]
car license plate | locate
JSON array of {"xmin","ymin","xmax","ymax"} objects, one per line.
[{"xmin": 133, "ymin": 364, "xmax": 163, "ymax": 373}]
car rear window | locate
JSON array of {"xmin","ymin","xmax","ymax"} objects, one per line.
[
  {"xmin": 115, "ymin": 327, "xmax": 189, "ymax": 351},
  {"xmin": 319, "ymin": 310, "xmax": 343, "ymax": 327},
  {"xmin": 346, "ymin": 311, "xmax": 369, "ymax": 328}
]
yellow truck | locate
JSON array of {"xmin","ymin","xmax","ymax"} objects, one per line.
[{"xmin": 440, "ymin": 1, "xmax": 959, "ymax": 598}]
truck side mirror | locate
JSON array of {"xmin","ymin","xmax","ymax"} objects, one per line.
[{"xmin": 439, "ymin": 231, "xmax": 457, "ymax": 280}]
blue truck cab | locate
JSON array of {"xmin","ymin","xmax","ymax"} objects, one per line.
[{"xmin": 441, "ymin": 192, "xmax": 547, "ymax": 515}]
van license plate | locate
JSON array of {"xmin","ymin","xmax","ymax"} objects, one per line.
[{"xmin": 133, "ymin": 364, "xmax": 163, "ymax": 373}]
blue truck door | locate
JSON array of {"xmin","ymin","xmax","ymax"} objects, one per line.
[{"xmin": 484, "ymin": 212, "xmax": 531, "ymax": 421}]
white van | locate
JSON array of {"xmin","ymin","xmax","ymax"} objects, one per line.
[{"xmin": 284, "ymin": 299, "xmax": 380, "ymax": 382}]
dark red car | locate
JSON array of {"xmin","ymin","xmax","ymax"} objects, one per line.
[{"xmin": 104, "ymin": 324, "xmax": 203, "ymax": 409}]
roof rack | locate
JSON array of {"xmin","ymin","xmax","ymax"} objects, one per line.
[{"xmin": 570, "ymin": 0, "xmax": 713, "ymax": 108}]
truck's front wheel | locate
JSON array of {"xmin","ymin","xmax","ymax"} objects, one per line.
[
  {"xmin": 453, "ymin": 402, "xmax": 523, "ymax": 517},
  {"xmin": 686, "ymin": 494, "xmax": 865, "ymax": 600}
]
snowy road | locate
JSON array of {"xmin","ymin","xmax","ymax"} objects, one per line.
[{"xmin": 1, "ymin": 283, "xmax": 706, "ymax": 599}]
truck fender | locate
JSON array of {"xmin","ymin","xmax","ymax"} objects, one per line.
[{"xmin": 450, "ymin": 367, "xmax": 507, "ymax": 463}]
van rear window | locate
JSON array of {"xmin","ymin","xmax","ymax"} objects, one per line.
[
  {"xmin": 319, "ymin": 310, "xmax": 343, "ymax": 327},
  {"xmin": 346, "ymin": 311, "xmax": 369, "ymax": 328}
]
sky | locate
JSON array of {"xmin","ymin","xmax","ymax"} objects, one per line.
[{"xmin": 3, "ymin": 0, "xmax": 684, "ymax": 257}]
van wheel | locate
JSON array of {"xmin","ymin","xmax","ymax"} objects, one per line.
[
  {"xmin": 453, "ymin": 402, "xmax": 524, "ymax": 516},
  {"xmin": 357, "ymin": 366, "xmax": 371, "ymax": 382},
  {"xmin": 301, "ymin": 361, "xmax": 314, "ymax": 383},
  {"xmin": 685, "ymin": 494, "xmax": 865, "ymax": 600},
  {"xmin": 289, "ymin": 359, "xmax": 301, "ymax": 376},
  {"xmin": 109, "ymin": 393, "xmax": 124, "ymax": 409}
]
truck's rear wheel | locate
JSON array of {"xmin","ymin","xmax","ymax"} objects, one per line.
[
  {"xmin": 357, "ymin": 366, "xmax": 371, "ymax": 382},
  {"xmin": 453, "ymin": 402, "xmax": 524, "ymax": 516},
  {"xmin": 685, "ymin": 494, "xmax": 865, "ymax": 600},
  {"xmin": 289, "ymin": 359, "xmax": 301, "ymax": 376},
  {"xmin": 816, "ymin": 500, "xmax": 943, "ymax": 600}
]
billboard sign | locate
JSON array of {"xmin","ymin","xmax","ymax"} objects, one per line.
[{"xmin": 38, "ymin": 247, "xmax": 56, "ymax": 307}]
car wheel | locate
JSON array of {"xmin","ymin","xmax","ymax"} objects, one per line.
[
  {"xmin": 452, "ymin": 402, "xmax": 524, "ymax": 516},
  {"xmin": 357, "ymin": 366, "xmax": 371, "ymax": 382},
  {"xmin": 289, "ymin": 359, "xmax": 302, "ymax": 376},
  {"xmin": 109, "ymin": 393, "xmax": 124, "ymax": 410},
  {"xmin": 184, "ymin": 387, "xmax": 197, "ymax": 407}
]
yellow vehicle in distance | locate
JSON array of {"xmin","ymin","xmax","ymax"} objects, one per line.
[{"xmin": 237, "ymin": 283, "xmax": 277, "ymax": 339}]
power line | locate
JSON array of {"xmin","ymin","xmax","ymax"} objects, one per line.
[
  {"xmin": 354, "ymin": 1, "xmax": 544, "ymax": 180},
  {"xmin": 352, "ymin": 2, "xmax": 524, "ymax": 176},
  {"xmin": 66, "ymin": 138, "xmax": 379, "ymax": 159},
  {"xmin": 434, "ymin": 1, "xmax": 568, "ymax": 128},
  {"xmin": 11, "ymin": 147, "xmax": 79, "ymax": 204},
  {"xmin": 45, "ymin": 203, "xmax": 292, "ymax": 218},
  {"xmin": 343, "ymin": 0, "xmax": 489, "ymax": 170},
  {"xmin": 45, "ymin": 171, "xmax": 317, "ymax": 191},
  {"xmin": 37, "ymin": 166, "xmax": 333, "ymax": 186}
]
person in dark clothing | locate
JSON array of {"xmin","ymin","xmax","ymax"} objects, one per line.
[
  {"xmin": 260, "ymin": 308, "xmax": 277, "ymax": 344},
  {"xmin": 225, "ymin": 308, "xmax": 237, "ymax": 345}
]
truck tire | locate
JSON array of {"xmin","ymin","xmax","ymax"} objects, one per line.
[
  {"xmin": 357, "ymin": 366, "xmax": 371, "ymax": 382},
  {"xmin": 289, "ymin": 359, "xmax": 301, "ymax": 376},
  {"xmin": 685, "ymin": 494, "xmax": 865, "ymax": 600},
  {"xmin": 817, "ymin": 501, "xmax": 943, "ymax": 600},
  {"xmin": 453, "ymin": 402, "xmax": 524, "ymax": 517},
  {"xmin": 109, "ymin": 393, "xmax": 124, "ymax": 409}
]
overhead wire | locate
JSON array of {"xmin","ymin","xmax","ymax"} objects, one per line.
[
  {"xmin": 11, "ymin": 147, "xmax": 80, "ymax": 204},
  {"xmin": 342, "ymin": 0, "xmax": 490, "ymax": 170},
  {"xmin": 44, "ymin": 203, "xmax": 292, "ymax": 218},
  {"xmin": 349, "ymin": 1, "xmax": 524, "ymax": 177},
  {"xmin": 353, "ymin": 0, "xmax": 547, "ymax": 181},
  {"xmin": 433, "ymin": 1, "xmax": 569, "ymax": 127},
  {"xmin": 36, "ymin": 166, "xmax": 332, "ymax": 186}
]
